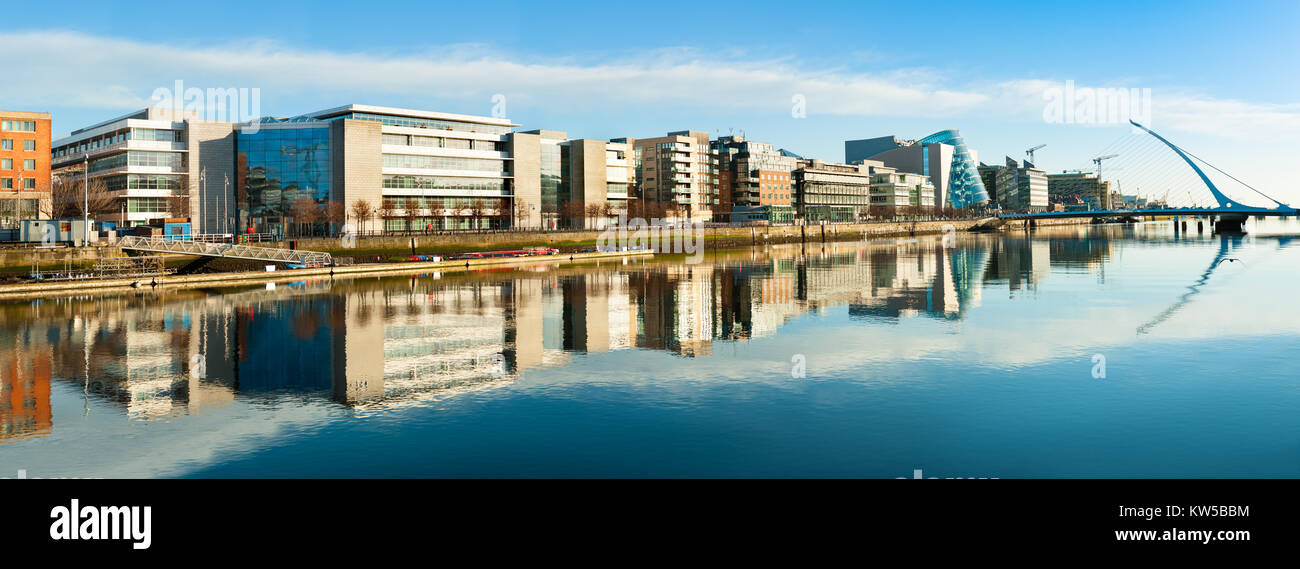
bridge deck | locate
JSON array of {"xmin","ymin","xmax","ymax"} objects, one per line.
[
  {"xmin": 118, "ymin": 236, "xmax": 333, "ymax": 266},
  {"xmin": 998, "ymin": 207, "xmax": 1296, "ymax": 221}
]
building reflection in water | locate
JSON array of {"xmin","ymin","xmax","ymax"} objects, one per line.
[
  {"xmin": 1, "ymin": 330, "xmax": 53, "ymax": 441},
  {"xmin": 0, "ymin": 226, "xmax": 1120, "ymax": 428}
]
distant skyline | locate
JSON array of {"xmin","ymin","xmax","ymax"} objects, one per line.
[{"xmin": 4, "ymin": 0, "xmax": 1298, "ymax": 203}]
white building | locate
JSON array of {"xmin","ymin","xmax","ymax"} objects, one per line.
[{"xmin": 51, "ymin": 108, "xmax": 236, "ymax": 232}]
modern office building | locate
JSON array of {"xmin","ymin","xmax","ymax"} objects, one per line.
[
  {"xmin": 867, "ymin": 162, "xmax": 936, "ymax": 216},
  {"xmin": 627, "ymin": 131, "xmax": 717, "ymax": 222},
  {"xmin": 51, "ymin": 108, "xmax": 235, "ymax": 232},
  {"xmin": 56, "ymin": 103, "xmax": 647, "ymax": 235},
  {"xmin": 1047, "ymin": 171, "xmax": 1113, "ymax": 210},
  {"xmin": 845, "ymin": 130, "xmax": 989, "ymax": 210},
  {"xmin": 977, "ymin": 163, "xmax": 1002, "ymax": 208},
  {"xmin": 792, "ymin": 159, "xmax": 873, "ymax": 222},
  {"xmin": 712, "ymin": 135, "xmax": 798, "ymax": 221},
  {"xmin": 513, "ymin": 130, "xmax": 635, "ymax": 229},
  {"xmin": 996, "ymin": 157, "xmax": 1048, "ymax": 213},
  {"xmin": 238, "ymin": 104, "xmax": 518, "ymax": 234},
  {"xmin": 1, "ymin": 111, "xmax": 53, "ymax": 229}
]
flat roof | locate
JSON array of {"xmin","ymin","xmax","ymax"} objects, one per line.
[
  {"xmin": 301, "ymin": 104, "xmax": 518, "ymax": 127},
  {"xmin": 68, "ymin": 109, "xmax": 155, "ymax": 135},
  {"xmin": 0, "ymin": 110, "xmax": 52, "ymax": 119}
]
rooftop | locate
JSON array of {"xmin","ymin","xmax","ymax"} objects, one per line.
[{"xmin": 299, "ymin": 104, "xmax": 518, "ymax": 127}]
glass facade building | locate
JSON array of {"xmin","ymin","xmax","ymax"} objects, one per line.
[
  {"xmin": 917, "ymin": 130, "xmax": 989, "ymax": 209},
  {"xmin": 236, "ymin": 124, "xmax": 332, "ymax": 234}
]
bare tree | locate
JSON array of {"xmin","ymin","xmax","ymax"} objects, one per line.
[
  {"xmin": 403, "ymin": 197, "xmax": 420, "ymax": 234},
  {"xmin": 468, "ymin": 201, "xmax": 487, "ymax": 231},
  {"xmin": 492, "ymin": 199, "xmax": 511, "ymax": 230},
  {"xmin": 585, "ymin": 203, "xmax": 603, "ymax": 230},
  {"xmin": 376, "ymin": 199, "xmax": 394, "ymax": 234},
  {"xmin": 627, "ymin": 198, "xmax": 645, "ymax": 220},
  {"xmin": 428, "ymin": 198, "xmax": 445, "ymax": 232},
  {"xmin": 50, "ymin": 175, "xmax": 115, "ymax": 219},
  {"xmin": 664, "ymin": 200, "xmax": 683, "ymax": 223},
  {"xmin": 560, "ymin": 200, "xmax": 585, "ymax": 230},
  {"xmin": 511, "ymin": 197, "xmax": 530, "ymax": 230},
  {"xmin": 631, "ymin": 199, "xmax": 665, "ymax": 222},
  {"xmin": 326, "ymin": 201, "xmax": 346, "ymax": 236},
  {"xmin": 350, "ymin": 199, "xmax": 373, "ymax": 234},
  {"xmin": 540, "ymin": 200, "xmax": 558, "ymax": 230},
  {"xmin": 288, "ymin": 197, "xmax": 318, "ymax": 237},
  {"xmin": 172, "ymin": 189, "xmax": 192, "ymax": 223}
]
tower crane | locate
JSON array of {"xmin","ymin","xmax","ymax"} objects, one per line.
[
  {"xmin": 1093, "ymin": 154, "xmax": 1118, "ymax": 208},
  {"xmin": 1026, "ymin": 144, "xmax": 1046, "ymax": 164}
]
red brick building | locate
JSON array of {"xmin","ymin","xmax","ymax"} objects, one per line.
[{"xmin": 0, "ymin": 110, "xmax": 52, "ymax": 228}]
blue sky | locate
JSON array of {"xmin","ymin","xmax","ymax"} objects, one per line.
[{"xmin": 4, "ymin": 0, "xmax": 1299, "ymax": 203}]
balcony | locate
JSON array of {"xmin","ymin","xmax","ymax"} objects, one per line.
[{"xmin": 53, "ymin": 140, "xmax": 187, "ymax": 168}]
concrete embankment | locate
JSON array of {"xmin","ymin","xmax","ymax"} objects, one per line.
[
  {"xmin": 0, "ymin": 219, "xmax": 1000, "ymax": 271},
  {"xmin": 0, "ymin": 217, "xmax": 1071, "ymax": 297},
  {"xmin": 289, "ymin": 218, "xmax": 1001, "ymax": 261},
  {"xmin": 0, "ymin": 249, "xmax": 654, "ymax": 300},
  {"xmin": 999, "ymin": 217, "xmax": 1097, "ymax": 229}
]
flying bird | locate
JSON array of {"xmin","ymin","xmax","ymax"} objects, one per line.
[{"xmin": 1216, "ymin": 258, "xmax": 1244, "ymax": 266}]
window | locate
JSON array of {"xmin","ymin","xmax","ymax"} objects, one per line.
[
  {"xmin": 23, "ymin": 140, "xmax": 35, "ymax": 151},
  {"xmin": 381, "ymin": 154, "xmax": 508, "ymax": 173},
  {"xmin": 130, "ymin": 128, "xmax": 179, "ymax": 142},
  {"xmin": 89, "ymin": 151, "xmax": 182, "ymax": 173},
  {"xmin": 0, "ymin": 140, "xmax": 10, "ymax": 150},
  {"xmin": 23, "ymin": 160, "xmax": 35, "ymax": 170},
  {"xmin": 0, "ymin": 178, "xmax": 10, "ymax": 189},
  {"xmin": 0, "ymin": 159, "xmax": 9, "ymax": 170},
  {"xmin": 382, "ymin": 175, "xmax": 507, "ymax": 192},
  {"xmin": 1, "ymin": 120, "xmax": 36, "ymax": 132},
  {"xmin": 104, "ymin": 174, "xmax": 183, "ymax": 192},
  {"xmin": 23, "ymin": 178, "xmax": 35, "ymax": 189},
  {"xmin": 127, "ymin": 197, "xmax": 171, "ymax": 213}
]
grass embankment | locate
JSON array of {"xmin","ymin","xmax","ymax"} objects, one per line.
[
  {"xmin": 329, "ymin": 237, "xmax": 606, "ymax": 261},
  {"xmin": 318, "ymin": 231, "xmax": 777, "ymax": 262}
]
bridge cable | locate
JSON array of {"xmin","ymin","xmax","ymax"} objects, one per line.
[{"xmin": 1176, "ymin": 146, "xmax": 1290, "ymax": 208}]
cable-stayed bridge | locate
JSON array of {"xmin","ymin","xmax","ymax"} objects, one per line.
[{"xmin": 999, "ymin": 120, "xmax": 1297, "ymax": 232}]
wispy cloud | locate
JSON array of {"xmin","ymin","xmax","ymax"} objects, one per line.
[{"xmin": 3, "ymin": 30, "xmax": 1299, "ymax": 142}]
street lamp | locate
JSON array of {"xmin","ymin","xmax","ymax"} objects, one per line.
[
  {"xmin": 83, "ymin": 153, "xmax": 90, "ymax": 246},
  {"xmin": 223, "ymin": 173, "xmax": 230, "ymax": 235},
  {"xmin": 15, "ymin": 167, "xmax": 23, "ymax": 227},
  {"xmin": 199, "ymin": 167, "xmax": 206, "ymax": 234}
]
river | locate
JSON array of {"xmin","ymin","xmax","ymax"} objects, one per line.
[{"xmin": 2, "ymin": 220, "xmax": 1298, "ymax": 477}]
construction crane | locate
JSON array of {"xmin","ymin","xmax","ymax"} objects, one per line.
[
  {"xmin": 1026, "ymin": 144, "xmax": 1046, "ymax": 164},
  {"xmin": 1093, "ymin": 154, "xmax": 1118, "ymax": 180},
  {"xmin": 1093, "ymin": 154, "xmax": 1118, "ymax": 208}
]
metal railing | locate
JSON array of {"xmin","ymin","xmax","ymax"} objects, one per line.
[
  {"xmin": 237, "ymin": 233, "xmax": 278, "ymax": 243},
  {"xmin": 118, "ymin": 235, "xmax": 332, "ymax": 266}
]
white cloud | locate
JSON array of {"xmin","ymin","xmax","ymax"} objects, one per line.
[
  {"xmin": 6, "ymin": 30, "xmax": 1300, "ymax": 202},
  {"xmin": 5, "ymin": 29, "xmax": 1300, "ymax": 141},
  {"xmin": 0, "ymin": 30, "xmax": 999, "ymax": 119}
]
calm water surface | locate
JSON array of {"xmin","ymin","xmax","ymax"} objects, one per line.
[{"xmin": 2, "ymin": 220, "xmax": 1299, "ymax": 477}]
